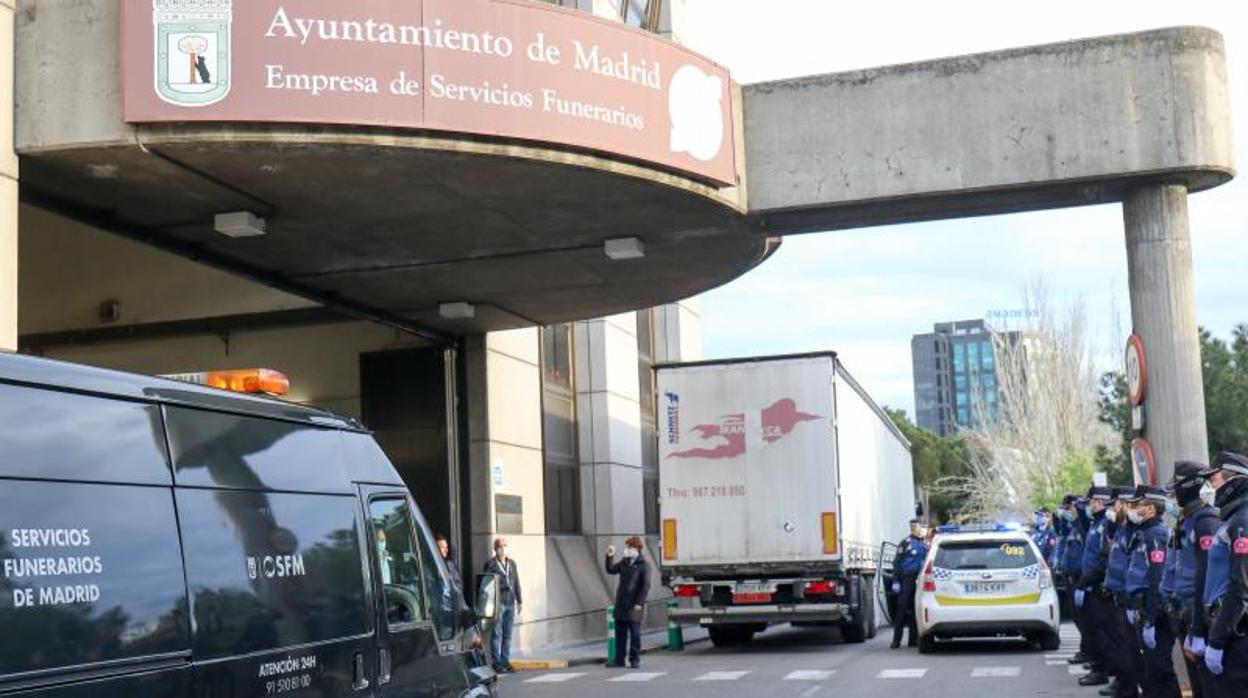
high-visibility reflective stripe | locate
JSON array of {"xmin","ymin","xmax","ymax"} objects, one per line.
[
  {"xmin": 662, "ymin": 519, "xmax": 678, "ymax": 560},
  {"xmin": 934, "ymin": 592, "xmax": 1042, "ymax": 607},
  {"xmin": 822, "ymin": 512, "xmax": 838, "ymax": 555}
]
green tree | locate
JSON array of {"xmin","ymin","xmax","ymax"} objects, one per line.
[
  {"xmin": 1031, "ymin": 450, "xmax": 1097, "ymax": 510},
  {"xmin": 1095, "ymin": 371, "xmax": 1134, "ymax": 485},
  {"xmin": 1201, "ymin": 325, "xmax": 1248, "ymax": 455},
  {"xmin": 885, "ymin": 408, "xmax": 974, "ymax": 523}
]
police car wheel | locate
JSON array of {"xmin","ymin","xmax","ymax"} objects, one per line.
[
  {"xmin": 1037, "ymin": 630, "xmax": 1060, "ymax": 651},
  {"xmin": 917, "ymin": 633, "xmax": 937, "ymax": 654}
]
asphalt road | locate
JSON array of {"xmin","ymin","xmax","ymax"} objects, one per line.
[{"xmin": 501, "ymin": 623, "xmax": 1097, "ymax": 697}]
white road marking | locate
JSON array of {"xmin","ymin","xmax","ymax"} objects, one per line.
[
  {"xmin": 785, "ymin": 670, "xmax": 837, "ymax": 681},
  {"xmin": 1068, "ymin": 665, "xmax": 1091, "ymax": 676},
  {"xmin": 1045, "ymin": 653, "xmax": 1076, "ymax": 659},
  {"xmin": 694, "ymin": 671, "xmax": 751, "ymax": 681},
  {"xmin": 524, "ymin": 673, "xmax": 585, "ymax": 683},
  {"xmin": 877, "ymin": 668, "xmax": 929, "ymax": 679},
  {"xmin": 1047, "ymin": 660, "xmax": 1069, "ymax": 666},
  {"xmin": 971, "ymin": 667, "xmax": 1021, "ymax": 678},
  {"xmin": 608, "ymin": 672, "xmax": 665, "ymax": 682}
]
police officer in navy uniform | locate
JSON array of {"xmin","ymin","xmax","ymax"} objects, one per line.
[
  {"xmin": 1096, "ymin": 486, "xmax": 1143, "ymax": 695},
  {"xmin": 1033, "ymin": 507, "xmax": 1058, "ymax": 565},
  {"xmin": 890, "ymin": 518, "xmax": 929, "ymax": 649},
  {"xmin": 1198, "ymin": 452, "xmax": 1248, "ymax": 697},
  {"xmin": 1166, "ymin": 461, "xmax": 1221, "ymax": 698},
  {"xmin": 1124, "ymin": 485, "xmax": 1180, "ymax": 698},
  {"xmin": 1058, "ymin": 496, "xmax": 1091, "ymax": 672},
  {"xmin": 1074, "ymin": 486, "xmax": 1114, "ymax": 687}
]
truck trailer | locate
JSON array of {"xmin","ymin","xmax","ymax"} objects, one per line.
[{"xmin": 655, "ymin": 352, "xmax": 916, "ymax": 646}]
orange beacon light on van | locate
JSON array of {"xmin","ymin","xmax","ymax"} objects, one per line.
[{"xmin": 163, "ymin": 369, "xmax": 291, "ymax": 396}]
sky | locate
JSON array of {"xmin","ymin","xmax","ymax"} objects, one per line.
[{"xmin": 681, "ymin": 0, "xmax": 1247, "ymax": 417}]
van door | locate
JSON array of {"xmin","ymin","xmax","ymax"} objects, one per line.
[{"xmin": 362, "ymin": 488, "xmax": 470, "ymax": 698}]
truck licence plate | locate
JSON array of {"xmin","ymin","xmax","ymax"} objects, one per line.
[
  {"xmin": 963, "ymin": 582, "xmax": 1007, "ymax": 594},
  {"xmin": 733, "ymin": 583, "xmax": 773, "ymax": 604}
]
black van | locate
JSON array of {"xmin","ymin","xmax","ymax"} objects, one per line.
[{"xmin": 0, "ymin": 353, "xmax": 500, "ymax": 697}]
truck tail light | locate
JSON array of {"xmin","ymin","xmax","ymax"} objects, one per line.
[
  {"xmin": 922, "ymin": 559, "xmax": 936, "ymax": 592},
  {"xmin": 673, "ymin": 584, "xmax": 700, "ymax": 598},
  {"xmin": 821, "ymin": 512, "xmax": 839, "ymax": 555},
  {"xmin": 804, "ymin": 580, "xmax": 837, "ymax": 595},
  {"xmin": 662, "ymin": 519, "xmax": 678, "ymax": 561}
]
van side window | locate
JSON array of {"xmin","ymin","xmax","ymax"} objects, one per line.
[
  {"xmin": 166, "ymin": 407, "xmax": 349, "ymax": 493},
  {"xmin": 368, "ymin": 499, "xmax": 429, "ymax": 626},
  {"xmin": 0, "ymin": 481, "xmax": 188, "ymax": 677},
  {"xmin": 178, "ymin": 490, "xmax": 370, "ymax": 659},
  {"xmin": 0, "ymin": 383, "xmax": 170, "ymax": 484}
]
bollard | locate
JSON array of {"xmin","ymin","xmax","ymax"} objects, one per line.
[
  {"xmin": 667, "ymin": 600, "xmax": 684, "ymax": 651},
  {"xmin": 606, "ymin": 604, "xmax": 617, "ymax": 666}
]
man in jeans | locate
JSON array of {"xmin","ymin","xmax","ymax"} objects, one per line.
[
  {"xmin": 483, "ymin": 537, "xmax": 521, "ymax": 673},
  {"xmin": 605, "ymin": 537, "xmax": 651, "ymax": 669}
]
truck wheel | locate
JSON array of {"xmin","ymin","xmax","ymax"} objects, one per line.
[
  {"xmin": 840, "ymin": 578, "xmax": 872, "ymax": 643},
  {"xmin": 917, "ymin": 633, "xmax": 937, "ymax": 654},
  {"xmin": 863, "ymin": 578, "xmax": 878, "ymax": 639}
]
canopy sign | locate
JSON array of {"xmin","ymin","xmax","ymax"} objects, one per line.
[{"xmin": 123, "ymin": 0, "xmax": 737, "ymax": 186}]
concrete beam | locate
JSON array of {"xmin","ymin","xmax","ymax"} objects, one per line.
[{"xmin": 745, "ymin": 27, "xmax": 1235, "ymax": 232}]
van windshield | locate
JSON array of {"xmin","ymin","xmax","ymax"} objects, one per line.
[{"xmin": 935, "ymin": 540, "xmax": 1037, "ymax": 570}]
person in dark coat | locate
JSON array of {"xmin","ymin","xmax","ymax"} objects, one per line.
[
  {"xmin": 438, "ymin": 534, "xmax": 486, "ymax": 668},
  {"xmin": 890, "ymin": 518, "xmax": 929, "ymax": 649},
  {"xmin": 605, "ymin": 536, "xmax": 651, "ymax": 669},
  {"xmin": 482, "ymin": 537, "xmax": 521, "ymax": 673}
]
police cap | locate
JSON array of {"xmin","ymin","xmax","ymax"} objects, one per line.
[
  {"xmin": 1086, "ymin": 486, "xmax": 1112, "ymax": 501},
  {"xmin": 1133, "ymin": 484, "xmax": 1168, "ymax": 503},
  {"xmin": 1111, "ymin": 485, "xmax": 1137, "ymax": 501},
  {"xmin": 1060, "ymin": 494, "xmax": 1077, "ymax": 506},
  {"xmin": 1165, "ymin": 461, "xmax": 1206, "ymax": 493},
  {"xmin": 1199, "ymin": 451, "xmax": 1248, "ymax": 479}
]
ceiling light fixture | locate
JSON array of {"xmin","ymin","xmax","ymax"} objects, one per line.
[
  {"xmin": 604, "ymin": 237, "xmax": 646, "ymax": 261},
  {"xmin": 214, "ymin": 211, "xmax": 267, "ymax": 238}
]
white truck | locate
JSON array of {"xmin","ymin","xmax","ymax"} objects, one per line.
[{"xmin": 655, "ymin": 352, "xmax": 915, "ymax": 646}]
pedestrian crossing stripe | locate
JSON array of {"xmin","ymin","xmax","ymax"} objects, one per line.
[
  {"xmin": 971, "ymin": 667, "xmax": 1021, "ymax": 678},
  {"xmin": 877, "ymin": 668, "xmax": 928, "ymax": 679},
  {"xmin": 1046, "ymin": 660, "xmax": 1068, "ymax": 666},
  {"xmin": 1068, "ymin": 666, "xmax": 1090, "ymax": 676},
  {"xmin": 525, "ymin": 673, "xmax": 585, "ymax": 683},
  {"xmin": 608, "ymin": 672, "xmax": 665, "ymax": 682},
  {"xmin": 785, "ymin": 670, "xmax": 837, "ymax": 680},
  {"xmin": 694, "ymin": 671, "xmax": 751, "ymax": 681}
]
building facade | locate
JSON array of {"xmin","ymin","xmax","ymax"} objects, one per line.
[{"xmin": 911, "ymin": 319, "xmax": 1018, "ymax": 437}]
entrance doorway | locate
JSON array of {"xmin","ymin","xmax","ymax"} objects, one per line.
[{"xmin": 360, "ymin": 347, "xmax": 458, "ymax": 546}]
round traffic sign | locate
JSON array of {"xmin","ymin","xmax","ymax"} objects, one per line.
[
  {"xmin": 1125, "ymin": 334, "xmax": 1147, "ymax": 406},
  {"xmin": 1130, "ymin": 437, "xmax": 1156, "ymax": 486}
]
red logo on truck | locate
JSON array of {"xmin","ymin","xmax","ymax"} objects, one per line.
[{"xmin": 670, "ymin": 399, "xmax": 821, "ymax": 460}]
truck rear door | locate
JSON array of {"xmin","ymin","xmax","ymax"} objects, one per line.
[{"xmin": 657, "ymin": 357, "xmax": 840, "ymax": 568}]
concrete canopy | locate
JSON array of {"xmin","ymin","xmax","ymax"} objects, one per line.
[{"xmin": 14, "ymin": 1, "xmax": 767, "ymax": 339}]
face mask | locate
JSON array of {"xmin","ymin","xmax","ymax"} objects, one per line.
[
  {"xmin": 1165, "ymin": 500, "xmax": 1180, "ymax": 518},
  {"xmin": 1105, "ymin": 509, "xmax": 1117, "ymax": 524},
  {"xmin": 1034, "ymin": 514, "xmax": 1045, "ymax": 528},
  {"xmin": 1126, "ymin": 509, "xmax": 1144, "ymax": 524},
  {"xmin": 496, "ymin": 546, "xmax": 508, "ymax": 559},
  {"xmin": 1200, "ymin": 482, "xmax": 1217, "ymax": 507},
  {"xmin": 1059, "ymin": 509, "xmax": 1074, "ymax": 522},
  {"xmin": 623, "ymin": 547, "xmax": 639, "ymax": 560}
]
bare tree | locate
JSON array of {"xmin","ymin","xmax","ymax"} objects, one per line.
[{"xmin": 932, "ymin": 280, "xmax": 1115, "ymax": 521}]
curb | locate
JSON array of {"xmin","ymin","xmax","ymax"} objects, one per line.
[{"xmin": 515, "ymin": 634, "xmax": 711, "ymax": 671}]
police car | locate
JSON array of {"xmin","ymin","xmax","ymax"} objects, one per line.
[{"xmin": 915, "ymin": 524, "xmax": 1061, "ymax": 653}]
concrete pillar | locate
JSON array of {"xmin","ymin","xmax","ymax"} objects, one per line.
[
  {"xmin": 1, "ymin": 0, "xmax": 17, "ymax": 351},
  {"xmin": 1123, "ymin": 184, "xmax": 1210, "ymax": 483},
  {"xmin": 574, "ymin": 313, "xmax": 645, "ymax": 543}
]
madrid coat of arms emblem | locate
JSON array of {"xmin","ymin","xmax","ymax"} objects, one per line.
[{"xmin": 153, "ymin": 0, "xmax": 232, "ymax": 107}]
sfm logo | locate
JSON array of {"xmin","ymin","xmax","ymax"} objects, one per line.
[{"xmin": 664, "ymin": 392, "xmax": 680, "ymax": 445}]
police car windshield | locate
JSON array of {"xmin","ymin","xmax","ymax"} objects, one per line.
[{"xmin": 935, "ymin": 540, "xmax": 1037, "ymax": 570}]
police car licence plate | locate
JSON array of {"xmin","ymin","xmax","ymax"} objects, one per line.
[{"xmin": 963, "ymin": 582, "xmax": 1007, "ymax": 594}]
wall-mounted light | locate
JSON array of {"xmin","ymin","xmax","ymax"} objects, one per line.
[
  {"xmin": 214, "ymin": 211, "xmax": 267, "ymax": 238},
  {"xmin": 439, "ymin": 302, "xmax": 476, "ymax": 320},
  {"xmin": 604, "ymin": 237, "xmax": 646, "ymax": 261}
]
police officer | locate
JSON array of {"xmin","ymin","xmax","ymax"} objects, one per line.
[
  {"xmin": 1099, "ymin": 486, "xmax": 1143, "ymax": 696},
  {"xmin": 1198, "ymin": 452, "xmax": 1248, "ymax": 696},
  {"xmin": 1125, "ymin": 485, "xmax": 1180, "ymax": 698},
  {"xmin": 1165, "ymin": 461, "xmax": 1220, "ymax": 698},
  {"xmin": 1074, "ymin": 487, "xmax": 1114, "ymax": 687},
  {"xmin": 890, "ymin": 518, "xmax": 929, "ymax": 649},
  {"xmin": 1058, "ymin": 496, "xmax": 1091, "ymax": 671},
  {"xmin": 1033, "ymin": 507, "xmax": 1058, "ymax": 564}
]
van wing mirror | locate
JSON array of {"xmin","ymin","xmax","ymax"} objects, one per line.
[{"xmin": 475, "ymin": 574, "xmax": 500, "ymax": 621}]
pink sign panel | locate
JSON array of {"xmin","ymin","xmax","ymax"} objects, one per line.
[{"xmin": 122, "ymin": 0, "xmax": 737, "ymax": 186}]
